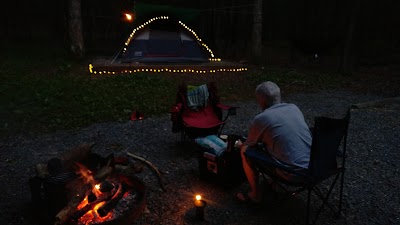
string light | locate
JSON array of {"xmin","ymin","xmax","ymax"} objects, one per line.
[
  {"xmin": 125, "ymin": 13, "xmax": 132, "ymax": 21},
  {"xmin": 93, "ymin": 16, "xmax": 250, "ymax": 75},
  {"xmin": 121, "ymin": 16, "xmax": 221, "ymax": 62},
  {"xmin": 122, "ymin": 16, "xmax": 169, "ymax": 54},
  {"xmin": 88, "ymin": 65, "xmax": 247, "ymax": 75},
  {"xmin": 178, "ymin": 20, "xmax": 217, "ymax": 59}
]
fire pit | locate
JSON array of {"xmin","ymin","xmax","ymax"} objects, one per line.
[{"xmin": 29, "ymin": 144, "xmax": 147, "ymax": 225}]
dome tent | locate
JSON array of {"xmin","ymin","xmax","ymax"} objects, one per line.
[{"xmin": 118, "ymin": 16, "xmax": 214, "ymax": 63}]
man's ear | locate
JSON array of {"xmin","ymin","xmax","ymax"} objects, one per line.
[{"xmin": 258, "ymin": 97, "xmax": 268, "ymax": 110}]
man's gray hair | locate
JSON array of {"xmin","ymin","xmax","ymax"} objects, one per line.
[{"xmin": 255, "ymin": 81, "xmax": 281, "ymax": 106}]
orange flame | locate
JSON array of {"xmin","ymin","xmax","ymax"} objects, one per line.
[
  {"xmin": 77, "ymin": 196, "xmax": 88, "ymax": 210},
  {"xmin": 79, "ymin": 210, "xmax": 94, "ymax": 224},
  {"xmin": 75, "ymin": 163, "xmax": 102, "ymax": 197},
  {"xmin": 74, "ymin": 163, "xmax": 116, "ymax": 224},
  {"xmin": 78, "ymin": 202, "xmax": 112, "ymax": 224}
]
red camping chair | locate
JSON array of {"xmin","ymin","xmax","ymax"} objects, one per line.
[{"xmin": 170, "ymin": 82, "xmax": 238, "ymax": 141}]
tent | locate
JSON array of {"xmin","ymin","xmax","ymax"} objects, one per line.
[{"xmin": 118, "ymin": 17, "xmax": 214, "ymax": 63}]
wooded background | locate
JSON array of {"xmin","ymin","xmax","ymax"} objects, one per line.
[{"xmin": 1, "ymin": 0, "xmax": 399, "ymax": 72}]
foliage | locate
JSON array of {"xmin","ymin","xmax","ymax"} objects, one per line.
[{"xmin": 0, "ymin": 44, "xmax": 348, "ymax": 137}]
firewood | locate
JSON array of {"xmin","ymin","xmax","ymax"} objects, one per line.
[
  {"xmin": 70, "ymin": 184, "xmax": 119, "ymax": 221},
  {"xmin": 94, "ymin": 158, "xmax": 113, "ymax": 181},
  {"xmin": 59, "ymin": 143, "xmax": 93, "ymax": 170},
  {"xmin": 55, "ymin": 158, "xmax": 113, "ymax": 224},
  {"xmin": 115, "ymin": 163, "xmax": 144, "ymax": 175},
  {"xmin": 54, "ymin": 184, "xmax": 91, "ymax": 225},
  {"xmin": 97, "ymin": 183, "xmax": 128, "ymax": 217},
  {"xmin": 126, "ymin": 151, "xmax": 165, "ymax": 191},
  {"xmin": 44, "ymin": 143, "xmax": 93, "ymax": 178}
]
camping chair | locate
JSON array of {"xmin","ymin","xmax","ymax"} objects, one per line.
[
  {"xmin": 170, "ymin": 82, "xmax": 238, "ymax": 141},
  {"xmin": 244, "ymin": 109, "xmax": 350, "ymax": 225}
]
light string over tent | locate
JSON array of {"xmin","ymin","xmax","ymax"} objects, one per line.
[
  {"xmin": 120, "ymin": 16, "xmax": 220, "ymax": 61},
  {"xmin": 90, "ymin": 5, "xmax": 249, "ymax": 75}
]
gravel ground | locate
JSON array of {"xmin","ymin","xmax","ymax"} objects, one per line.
[{"xmin": 0, "ymin": 90, "xmax": 399, "ymax": 225}]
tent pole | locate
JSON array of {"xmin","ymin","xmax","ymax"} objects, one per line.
[{"xmin": 111, "ymin": 47, "xmax": 124, "ymax": 64}]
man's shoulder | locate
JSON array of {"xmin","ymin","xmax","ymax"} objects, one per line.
[
  {"xmin": 267, "ymin": 103, "xmax": 299, "ymax": 111},
  {"xmin": 277, "ymin": 102, "xmax": 297, "ymax": 107}
]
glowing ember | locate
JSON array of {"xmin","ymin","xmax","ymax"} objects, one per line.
[
  {"xmin": 78, "ymin": 201, "xmax": 112, "ymax": 225},
  {"xmin": 95, "ymin": 184, "xmax": 100, "ymax": 190},
  {"xmin": 77, "ymin": 196, "xmax": 88, "ymax": 210}
]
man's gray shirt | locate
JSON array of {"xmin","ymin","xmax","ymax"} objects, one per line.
[{"xmin": 246, "ymin": 103, "xmax": 312, "ymax": 169}]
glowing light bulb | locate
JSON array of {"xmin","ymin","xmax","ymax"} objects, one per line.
[
  {"xmin": 196, "ymin": 195, "xmax": 201, "ymax": 201},
  {"xmin": 125, "ymin": 13, "xmax": 132, "ymax": 21}
]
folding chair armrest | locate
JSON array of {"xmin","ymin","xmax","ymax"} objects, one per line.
[
  {"xmin": 244, "ymin": 149, "xmax": 309, "ymax": 178},
  {"xmin": 266, "ymin": 159, "xmax": 309, "ymax": 178},
  {"xmin": 216, "ymin": 103, "xmax": 240, "ymax": 111}
]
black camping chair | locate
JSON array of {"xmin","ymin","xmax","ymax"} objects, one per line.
[{"xmin": 244, "ymin": 109, "xmax": 350, "ymax": 225}]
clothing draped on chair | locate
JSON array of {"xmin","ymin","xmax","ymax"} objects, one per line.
[{"xmin": 186, "ymin": 84, "xmax": 209, "ymax": 111}]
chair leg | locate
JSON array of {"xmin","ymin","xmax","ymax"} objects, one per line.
[
  {"xmin": 306, "ymin": 188, "xmax": 311, "ymax": 225},
  {"xmin": 338, "ymin": 170, "xmax": 345, "ymax": 216},
  {"xmin": 312, "ymin": 173, "xmax": 340, "ymax": 224},
  {"xmin": 181, "ymin": 130, "xmax": 186, "ymax": 142}
]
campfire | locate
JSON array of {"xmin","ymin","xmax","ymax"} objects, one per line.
[{"xmin": 29, "ymin": 144, "xmax": 147, "ymax": 225}]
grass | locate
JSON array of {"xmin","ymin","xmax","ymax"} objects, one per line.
[{"xmin": 0, "ymin": 42, "xmax": 349, "ymax": 138}]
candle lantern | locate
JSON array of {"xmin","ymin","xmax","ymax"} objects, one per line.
[{"xmin": 194, "ymin": 195, "xmax": 206, "ymax": 220}]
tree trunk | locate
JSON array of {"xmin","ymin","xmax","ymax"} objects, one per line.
[
  {"xmin": 252, "ymin": 0, "xmax": 263, "ymax": 64},
  {"xmin": 340, "ymin": 0, "xmax": 361, "ymax": 74},
  {"xmin": 68, "ymin": 0, "xmax": 85, "ymax": 58}
]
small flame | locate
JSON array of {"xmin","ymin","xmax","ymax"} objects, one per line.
[
  {"xmin": 78, "ymin": 202, "xmax": 112, "ymax": 224},
  {"xmin": 79, "ymin": 210, "xmax": 94, "ymax": 224},
  {"xmin": 94, "ymin": 201, "xmax": 105, "ymax": 212},
  {"xmin": 195, "ymin": 195, "xmax": 201, "ymax": 201},
  {"xmin": 75, "ymin": 163, "xmax": 102, "ymax": 197},
  {"xmin": 95, "ymin": 184, "xmax": 100, "ymax": 190},
  {"xmin": 77, "ymin": 196, "xmax": 88, "ymax": 210}
]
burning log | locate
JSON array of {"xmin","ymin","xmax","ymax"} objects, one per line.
[
  {"xmin": 53, "ymin": 143, "xmax": 93, "ymax": 174},
  {"xmin": 126, "ymin": 151, "xmax": 165, "ymax": 191},
  {"xmin": 54, "ymin": 184, "xmax": 91, "ymax": 225},
  {"xmin": 97, "ymin": 183, "xmax": 128, "ymax": 217},
  {"xmin": 99, "ymin": 180, "xmax": 114, "ymax": 193},
  {"xmin": 30, "ymin": 145, "xmax": 148, "ymax": 225},
  {"xmin": 70, "ymin": 184, "xmax": 119, "ymax": 222},
  {"xmin": 35, "ymin": 143, "xmax": 93, "ymax": 178},
  {"xmin": 94, "ymin": 157, "xmax": 114, "ymax": 181},
  {"xmin": 54, "ymin": 156, "xmax": 111, "ymax": 225}
]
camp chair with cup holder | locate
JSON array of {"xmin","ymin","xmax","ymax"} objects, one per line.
[{"xmin": 244, "ymin": 109, "xmax": 351, "ymax": 225}]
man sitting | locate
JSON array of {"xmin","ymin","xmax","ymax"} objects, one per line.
[{"xmin": 235, "ymin": 81, "xmax": 312, "ymax": 203}]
